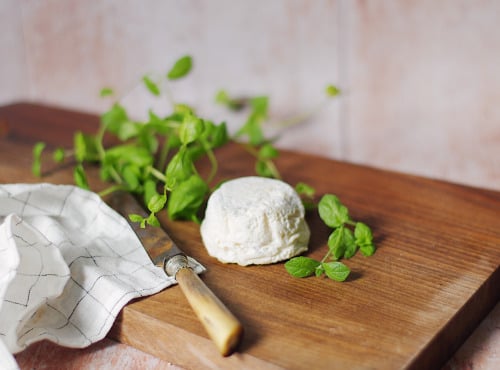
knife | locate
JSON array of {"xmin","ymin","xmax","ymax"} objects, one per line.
[{"xmin": 105, "ymin": 191, "xmax": 243, "ymax": 356}]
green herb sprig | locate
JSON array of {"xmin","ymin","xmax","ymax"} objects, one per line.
[
  {"xmin": 215, "ymin": 84, "xmax": 340, "ymax": 180},
  {"xmin": 33, "ymin": 55, "xmax": 227, "ymax": 225},
  {"xmin": 33, "ymin": 55, "xmax": 339, "ymax": 227},
  {"xmin": 30, "ymin": 55, "xmax": 374, "ymax": 284},
  {"xmin": 285, "ymin": 194, "xmax": 375, "ymax": 282}
]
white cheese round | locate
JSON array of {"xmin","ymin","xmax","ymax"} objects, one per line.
[{"xmin": 200, "ymin": 176, "xmax": 310, "ymax": 266}]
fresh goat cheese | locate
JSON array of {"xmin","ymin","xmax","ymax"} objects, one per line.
[{"xmin": 200, "ymin": 176, "xmax": 310, "ymax": 266}]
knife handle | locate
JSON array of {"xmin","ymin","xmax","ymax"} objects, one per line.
[{"xmin": 174, "ymin": 266, "xmax": 243, "ymax": 356}]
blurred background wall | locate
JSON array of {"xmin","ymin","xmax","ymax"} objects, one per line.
[{"xmin": 1, "ymin": 0, "xmax": 499, "ymax": 190}]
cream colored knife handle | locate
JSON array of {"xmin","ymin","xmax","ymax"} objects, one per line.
[
  {"xmin": 105, "ymin": 191, "xmax": 243, "ymax": 355},
  {"xmin": 173, "ymin": 264, "xmax": 243, "ymax": 356}
]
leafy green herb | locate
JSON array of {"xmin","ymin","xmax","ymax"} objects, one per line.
[
  {"xmin": 295, "ymin": 182, "xmax": 316, "ymax": 210},
  {"xmin": 73, "ymin": 164, "xmax": 89, "ymax": 189},
  {"xmin": 30, "ymin": 55, "xmax": 374, "ymax": 285},
  {"xmin": 216, "ymin": 91, "xmax": 283, "ymax": 179},
  {"xmin": 34, "ymin": 55, "xmax": 230, "ymax": 222},
  {"xmin": 285, "ymin": 193, "xmax": 375, "ymax": 282},
  {"xmin": 254, "ymin": 142, "xmax": 280, "ymax": 178},
  {"xmin": 355, "ymin": 222, "xmax": 376, "ymax": 256},
  {"xmin": 100, "ymin": 87, "xmax": 114, "ymax": 97},
  {"xmin": 258, "ymin": 143, "xmax": 279, "ymax": 160},
  {"xmin": 32, "ymin": 142, "xmax": 46, "ymax": 177},
  {"xmin": 322, "ymin": 261, "xmax": 350, "ymax": 281},
  {"xmin": 167, "ymin": 174, "xmax": 209, "ymax": 222},
  {"xmin": 143, "ymin": 76, "xmax": 161, "ymax": 96},
  {"xmin": 319, "ymin": 194, "xmax": 375, "ymax": 261},
  {"xmin": 218, "ymin": 85, "xmax": 342, "ymax": 183},
  {"xmin": 165, "ymin": 146, "xmax": 194, "ymax": 189},
  {"xmin": 295, "ymin": 182, "xmax": 315, "ymax": 198},
  {"xmin": 284, "ymin": 256, "xmax": 320, "ymax": 278},
  {"xmin": 179, "ymin": 114, "xmax": 204, "ymax": 145},
  {"xmin": 326, "ymin": 84, "xmax": 341, "ymax": 97},
  {"xmin": 215, "ymin": 89, "xmax": 247, "ymax": 111},
  {"xmin": 100, "ymin": 103, "xmax": 130, "ymax": 137},
  {"xmin": 318, "ymin": 194, "xmax": 349, "ymax": 228},
  {"xmin": 167, "ymin": 55, "xmax": 192, "ymax": 80},
  {"xmin": 236, "ymin": 96, "xmax": 268, "ymax": 146},
  {"xmin": 284, "ymin": 256, "xmax": 350, "ymax": 282},
  {"xmin": 74, "ymin": 131, "xmax": 99, "ymax": 162},
  {"xmin": 52, "ymin": 148, "xmax": 65, "ymax": 163}
]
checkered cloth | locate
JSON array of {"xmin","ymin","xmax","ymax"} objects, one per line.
[{"xmin": 0, "ymin": 184, "xmax": 202, "ymax": 369}]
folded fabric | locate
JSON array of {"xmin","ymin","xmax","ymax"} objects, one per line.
[{"xmin": 0, "ymin": 184, "xmax": 203, "ymax": 369}]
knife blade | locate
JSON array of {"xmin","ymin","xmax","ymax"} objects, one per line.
[{"xmin": 105, "ymin": 191, "xmax": 243, "ymax": 356}]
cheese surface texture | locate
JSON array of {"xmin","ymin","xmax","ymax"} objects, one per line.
[{"xmin": 200, "ymin": 176, "xmax": 310, "ymax": 265}]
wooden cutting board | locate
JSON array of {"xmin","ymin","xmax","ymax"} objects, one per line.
[{"xmin": 1, "ymin": 103, "xmax": 499, "ymax": 369}]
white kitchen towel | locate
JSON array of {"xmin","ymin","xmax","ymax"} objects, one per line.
[{"xmin": 0, "ymin": 183, "xmax": 203, "ymax": 369}]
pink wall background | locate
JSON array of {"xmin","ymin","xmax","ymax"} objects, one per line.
[
  {"xmin": 1, "ymin": 0, "xmax": 499, "ymax": 191},
  {"xmin": 1, "ymin": 2, "xmax": 499, "ymax": 369}
]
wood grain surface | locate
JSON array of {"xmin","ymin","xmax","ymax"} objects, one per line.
[{"xmin": 1, "ymin": 103, "xmax": 499, "ymax": 369}]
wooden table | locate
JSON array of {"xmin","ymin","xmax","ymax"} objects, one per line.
[{"xmin": 1, "ymin": 103, "xmax": 499, "ymax": 369}]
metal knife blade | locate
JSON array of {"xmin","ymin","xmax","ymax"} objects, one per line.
[
  {"xmin": 104, "ymin": 191, "xmax": 243, "ymax": 356},
  {"xmin": 105, "ymin": 191, "xmax": 182, "ymax": 266},
  {"xmin": 106, "ymin": 191, "xmax": 191, "ymax": 277}
]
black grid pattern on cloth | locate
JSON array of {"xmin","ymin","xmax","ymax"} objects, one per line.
[{"xmin": 0, "ymin": 184, "xmax": 170, "ymax": 352}]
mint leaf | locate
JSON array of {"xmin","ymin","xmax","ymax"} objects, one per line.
[
  {"xmin": 167, "ymin": 175, "xmax": 208, "ymax": 221},
  {"xmin": 165, "ymin": 146, "xmax": 194, "ymax": 189},
  {"xmin": 318, "ymin": 194, "xmax": 349, "ymax": 228},
  {"xmin": 115, "ymin": 120, "xmax": 141, "ymax": 141},
  {"xmin": 146, "ymin": 213, "xmax": 160, "ymax": 227},
  {"xmin": 286, "ymin": 193, "xmax": 375, "ymax": 283},
  {"xmin": 315, "ymin": 264, "xmax": 325, "ymax": 277},
  {"xmin": 174, "ymin": 103, "xmax": 194, "ymax": 115},
  {"xmin": 295, "ymin": 182, "xmax": 315, "ymax": 198},
  {"xmin": 355, "ymin": 222, "xmax": 376, "ymax": 256},
  {"xmin": 100, "ymin": 87, "xmax": 114, "ymax": 97},
  {"xmin": 104, "ymin": 145, "xmax": 153, "ymax": 168},
  {"xmin": 128, "ymin": 214, "xmax": 144, "ymax": 223},
  {"xmin": 32, "ymin": 142, "xmax": 46, "ymax": 177},
  {"xmin": 215, "ymin": 89, "xmax": 230, "ymax": 105},
  {"xmin": 327, "ymin": 227, "xmax": 345, "ymax": 260},
  {"xmin": 295, "ymin": 182, "xmax": 316, "ymax": 210},
  {"xmin": 342, "ymin": 227, "xmax": 357, "ymax": 259},
  {"xmin": 211, "ymin": 122, "xmax": 229, "ymax": 148},
  {"xmin": 167, "ymin": 55, "xmax": 192, "ymax": 80},
  {"xmin": 360, "ymin": 243, "xmax": 376, "ymax": 257},
  {"xmin": 215, "ymin": 89, "xmax": 246, "ymax": 111},
  {"xmin": 322, "ymin": 261, "xmax": 350, "ymax": 282},
  {"xmin": 326, "ymin": 84, "xmax": 341, "ymax": 97},
  {"xmin": 253, "ymin": 143, "xmax": 280, "ymax": 179},
  {"xmin": 355, "ymin": 222, "xmax": 373, "ymax": 245},
  {"xmin": 142, "ymin": 179, "xmax": 158, "ymax": 206},
  {"xmin": 255, "ymin": 160, "xmax": 274, "ymax": 178},
  {"xmin": 143, "ymin": 76, "xmax": 160, "ymax": 96},
  {"xmin": 74, "ymin": 131, "xmax": 99, "ymax": 162},
  {"xmin": 251, "ymin": 96, "xmax": 269, "ymax": 117},
  {"xmin": 101, "ymin": 103, "xmax": 129, "ymax": 133},
  {"xmin": 122, "ymin": 165, "xmax": 140, "ymax": 191},
  {"xmin": 52, "ymin": 148, "xmax": 65, "ymax": 163},
  {"xmin": 148, "ymin": 193, "xmax": 167, "ymax": 213},
  {"xmin": 237, "ymin": 113, "xmax": 265, "ymax": 145},
  {"xmin": 285, "ymin": 257, "xmax": 320, "ymax": 278},
  {"xmin": 139, "ymin": 127, "xmax": 159, "ymax": 153},
  {"xmin": 179, "ymin": 114, "xmax": 204, "ymax": 144},
  {"xmin": 74, "ymin": 164, "xmax": 89, "ymax": 189},
  {"xmin": 236, "ymin": 96, "xmax": 269, "ymax": 145},
  {"xmin": 258, "ymin": 143, "xmax": 279, "ymax": 160}
]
